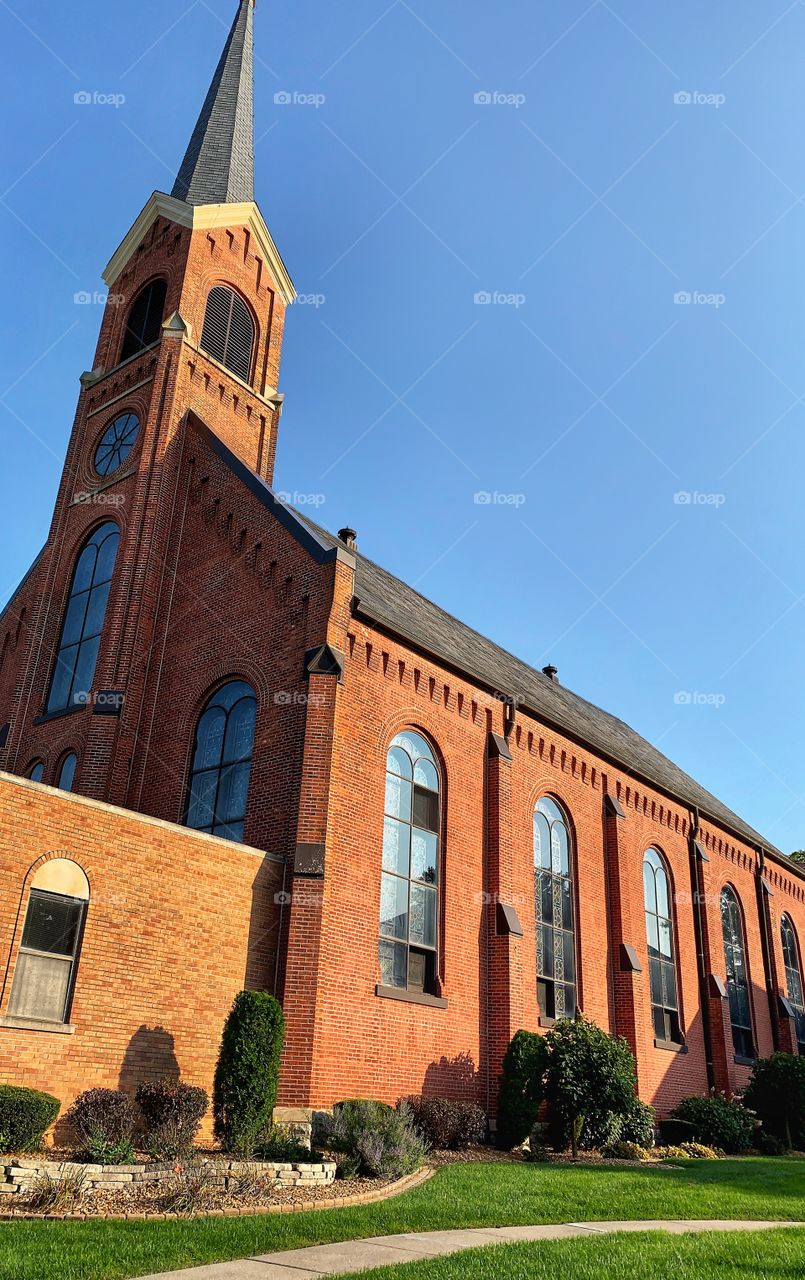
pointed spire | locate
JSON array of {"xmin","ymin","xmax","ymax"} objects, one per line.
[{"xmin": 172, "ymin": 0, "xmax": 255, "ymax": 207}]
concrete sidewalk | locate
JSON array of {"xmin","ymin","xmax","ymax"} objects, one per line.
[{"xmin": 135, "ymin": 1218, "xmax": 805, "ymax": 1280}]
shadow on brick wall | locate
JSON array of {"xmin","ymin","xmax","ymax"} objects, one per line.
[
  {"xmin": 422, "ymin": 1051, "xmax": 480, "ymax": 1101},
  {"xmin": 118, "ymin": 1025, "xmax": 180, "ymax": 1094}
]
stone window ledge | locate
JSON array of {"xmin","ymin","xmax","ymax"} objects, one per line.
[
  {"xmin": 734, "ymin": 1053, "xmax": 756, "ymax": 1067},
  {"xmin": 0, "ymin": 1015, "xmax": 76, "ymax": 1035},
  {"xmin": 375, "ymin": 985, "xmax": 447, "ymax": 1009},
  {"xmin": 654, "ymin": 1037, "xmax": 688, "ymax": 1054}
]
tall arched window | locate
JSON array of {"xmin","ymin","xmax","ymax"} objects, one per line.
[
  {"xmin": 28, "ymin": 761, "xmax": 45, "ymax": 783},
  {"xmin": 721, "ymin": 886, "xmax": 755, "ymax": 1059},
  {"xmin": 8, "ymin": 859, "xmax": 89, "ymax": 1026},
  {"xmin": 781, "ymin": 915, "xmax": 805, "ymax": 1053},
  {"xmin": 379, "ymin": 731, "xmax": 440, "ymax": 995},
  {"xmin": 534, "ymin": 796, "xmax": 576, "ymax": 1021},
  {"xmin": 643, "ymin": 848, "xmax": 682, "ymax": 1044},
  {"xmin": 46, "ymin": 523, "xmax": 119, "ymax": 715},
  {"xmin": 120, "ymin": 279, "xmax": 167, "ymax": 363},
  {"xmin": 186, "ymin": 681, "xmax": 257, "ymax": 842},
  {"xmin": 57, "ymin": 753, "xmax": 78, "ymax": 793},
  {"xmin": 200, "ymin": 285, "xmax": 255, "ymax": 383}
]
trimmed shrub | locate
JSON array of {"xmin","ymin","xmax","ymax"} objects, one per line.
[
  {"xmin": 658, "ymin": 1117, "xmax": 696, "ymax": 1146},
  {"xmin": 672, "ymin": 1094, "xmax": 754, "ymax": 1154},
  {"xmin": 404, "ymin": 1097, "xmax": 487, "ymax": 1150},
  {"xmin": 0, "ymin": 1085, "xmax": 60, "ymax": 1153},
  {"xmin": 743, "ymin": 1053, "xmax": 805, "ymax": 1151},
  {"xmin": 213, "ymin": 991, "xmax": 285, "ymax": 1157},
  {"xmin": 67, "ymin": 1089, "xmax": 137, "ymax": 1165},
  {"xmin": 543, "ymin": 1017, "xmax": 637, "ymax": 1157},
  {"xmin": 620, "ymin": 1096, "xmax": 656, "ymax": 1149},
  {"xmin": 496, "ymin": 1030, "xmax": 547, "ymax": 1149},
  {"xmin": 254, "ymin": 1126, "xmax": 313, "ymax": 1163},
  {"xmin": 136, "ymin": 1080, "xmax": 209, "ymax": 1160},
  {"xmin": 608, "ymin": 1140, "xmax": 655, "ymax": 1162},
  {"xmin": 328, "ymin": 1099, "xmax": 428, "ymax": 1179}
]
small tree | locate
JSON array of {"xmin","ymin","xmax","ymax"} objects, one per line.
[
  {"xmin": 743, "ymin": 1053, "xmax": 805, "ymax": 1150},
  {"xmin": 543, "ymin": 1017, "xmax": 636, "ymax": 1158},
  {"xmin": 213, "ymin": 990, "xmax": 285, "ymax": 1156},
  {"xmin": 496, "ymin": 1030, "xmax": 547, "ymax": 1150}
]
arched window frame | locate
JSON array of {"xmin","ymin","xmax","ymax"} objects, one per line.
[
  {"xmin": 57, "ymin": 752, "xmax": 78, "ymax": 793},
  {"xmin": 8, "ymin": 860, "xmax": 90, "ymax": 1027},
  {"xmin": 378, "ymin": 729, "xmax": 442, "ymax": 998},
  {"xmin": 46, "ymin": 522, "xmax": 120, "ymax": 715},
  {"xmin": 199, "ymin": 284, "xmax": 257, "ymax": 385},
  {"xmin": 643, "ymin": 847, "xmax": 683, "ymax": 1045},
  {"xmin": 534, "ymin": 795, "xmax": 577, "ymax": 1023},
  {"xmin": 184, "ymin": 680, "xmax": 258, "ymax": 843},
  {"xmin": 781, "ymin": 914, "xmax": 805, "ymax": 1054},
  {"xmin": 119, "ymin": 278, "xmax": 167, "ymax": 364},
  {"xmin": 721, "ymin": 885, "xmax": 756, "ymax": 1060},
  {"xmin": 27, "ymin": 761, "xmax": 45, "ymax": 783}
]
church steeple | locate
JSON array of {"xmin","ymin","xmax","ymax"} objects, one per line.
[{"xmin": 172, "ymin": 0, "xmax": 255, "ymax": 206}]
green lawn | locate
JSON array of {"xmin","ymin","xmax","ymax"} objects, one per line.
[
  {"xmin": 1, "ymin": 1159, "xmax": 803, "ymax": 1280},
  {"xmin": 352, "ymin": 1229, "xmax": 805, "ymax": 1280}
]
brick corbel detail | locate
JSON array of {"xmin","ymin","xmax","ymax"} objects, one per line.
[{"xmin": 485, "ymin": 731, "xmax": 522, "ymax": 1107}]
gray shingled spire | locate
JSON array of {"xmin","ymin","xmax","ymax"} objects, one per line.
[{"xmin": 172, "ymin": 0, "xmax": 255, "ymax": 206}]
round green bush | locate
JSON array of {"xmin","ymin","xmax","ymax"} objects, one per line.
[
  {"xmin": 672, "ymin": 1093, "xmax": 754, "ymax": 1154},
  {"xmin": 213, "ymin": 990, "xmax": 285, "ymax": 1157},
  {"xmin": 743, "ymin": 1053, "xmax": 805, "ymax": 1150},
  {"xmin": 543, "ymin": 1017, "xmax": 637, "ymax": 1156},
  {"xmin": 136, "ymin": 1080, "xmax": 209, "ymax": 1159},
  {"xmin": 66, "ymin": 1088, "xmax": 137, "ymax": 1165},
  {"xmin": 0, "ymin": 1085, "xmax": 60, "ymax": 1153}
]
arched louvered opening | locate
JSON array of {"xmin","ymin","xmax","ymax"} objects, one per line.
[
  {"xmin": 200, "ymin": 285, "xmax": 255, "ymax": 384},
  {"xmin": 120, "ymin": 280, "xmax": 167, "ymax": 363}
]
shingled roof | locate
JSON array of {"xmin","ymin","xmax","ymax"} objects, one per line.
[{"xmin": 172, "ymin": 0, "xmax": 255, "ymax": 206}]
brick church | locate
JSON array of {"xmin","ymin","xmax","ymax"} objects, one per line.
[{"xmin": 0, "ymin": 0, "xmax": 803, "ymax": 1131}]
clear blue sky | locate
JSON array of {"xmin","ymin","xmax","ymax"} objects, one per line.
[{"xmin": 2, "ymin": 0, "xmax": 805, "ymax": 853}]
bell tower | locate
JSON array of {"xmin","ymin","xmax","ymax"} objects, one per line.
[{"xmin": 0, "ymin": 0, "xmax": 296, "ymax": 802}]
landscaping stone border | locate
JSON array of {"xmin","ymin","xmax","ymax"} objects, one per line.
[
  {"xmin": 0, "ymin": 1164, "xmax": 433, "ymax": 1221},
  {"xmin": 1, "ymin": 1157, "xmax": 336, "ymax": 1198}
]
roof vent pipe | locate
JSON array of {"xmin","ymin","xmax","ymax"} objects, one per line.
[
  {"xmin": 338, "ymin": 527, "xmax": 358, "ymax": 550},
  {"xmin": 542, "ymin": 665, "xmax": 559, "ymax": 683}
]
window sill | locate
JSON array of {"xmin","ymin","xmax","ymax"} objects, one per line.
[
  {"xmin": 654, "ymin": 1038, "xmax": 688, "ymax": 1054},
  {"xmin": 538, "ymin": 1016, "xmax": 556, "ymax": 1029},
  {"xmin": 734, "ymin": 1054, "xmax": 756, "ymax": 1067},
  {"xmin": 375, "ymin": 985, "xmax": 448, "ymax": 1009},
  {"xmin": 0, "ymin": 1015, "xmax": 75, "ymax": 1035},
  {"xmin": 33, "ymin": 704, "xmax": 86, "ymax": 727}
]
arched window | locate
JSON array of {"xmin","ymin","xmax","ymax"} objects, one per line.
[
  {"xmin": 781, "ymin": 915, "xmax": 805, "ymax": 1053},
  {"xmin": 57, "ymin": 753, "xmax": 78, "ymax": 793},
  {"xmin": 200, "ymin": 285, "xmax": 255, "ymax": 383},
  {"xmin": 643, "ymin": 848, "xmax": 682, "ymax": 1044},
  {"xmin": 534, "ymin": 796, "xmax": 576, "ymax": 1021},
  {"xmin": 8, "ymin": 859, "xmax": 89, "ymax": 1025},
  {"xmin": 94, "ymin": 412, "xmax": 140, "ymax": 477},
  {"xmin": 46, "ymin": 523, "xmax": 120, "ymax": 715},
  {"xmin": 379, "ymin": 731, "xmax": 440, "ymax": 995},
  {"xmin": 721, "ymin": 886, "xmax": 755, "ymax": 1059},
  {"xmin": 28, "ymin": 761, "xmax": 45, "ymax": 783},
  {"xmin": 120, "ymin": 279, "xmax": 167, "ymax": 363},
  {"xmin": 185, "ymin": 681, "xmax": 257, "ymax": 842}
]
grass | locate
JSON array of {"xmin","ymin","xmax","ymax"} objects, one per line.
[
  {"xmin": 352, "ymin": 1229, "xmax": 805, "ymax": 1280},
  {"xmin": 0, "ymin": 1158, "xmax": 803, "ymax": 1280}
]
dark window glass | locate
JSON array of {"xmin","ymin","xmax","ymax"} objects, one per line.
[
  {"xmin": 379, "ymin": 731, "xmax": 440, "ymax": 994},
  {"xmin": 94, "ymin": 413, "xmax": 140, "ymax": 477},
  {"xmin": 120, "ymin": 280, "xmax": 167, "ymax": 363},
  {"xmin": 200, "ymin": 286, "xmax": 255, "ymax": 383},
  {"xmin": 57, "ymin": 753, "xmax": 78, "ymax": 793},
  {"xmin": 46, "ymin": 524, "xmax": 119, "ymax": 714},
  {"xmin": 534, "ymin": 796, "xmax": 576, "ymax": 1021},
  {"xmin": 643, "ymin": 847, "xmax": 682, "ymax": 1044},
  {"xmin": 186, "ymin": 682, "xmax": 257, "ymax": 842},
  {"xmin": 9, "ymin": 889, "xmax": 85, "ymax": 1023},
  {"xmin": 721, "ymin": 886, "xmax": 755, "ymax": 1059},
  {"xmin": 28, "ymin": 761, "xmax": 45, "ymax": 783},
  {"xmin": 781, "ymin": 915, "xmax": 805, "ymax": 1054}
]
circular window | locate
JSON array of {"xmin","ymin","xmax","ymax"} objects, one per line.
[{"xmin": 94, "ymin": 412, "xmax": 140, "ymax": 476}]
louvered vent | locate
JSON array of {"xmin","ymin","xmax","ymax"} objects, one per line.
[{"xmin": 200, "ymin": 285, "xmax": 255, "ymax": 384}]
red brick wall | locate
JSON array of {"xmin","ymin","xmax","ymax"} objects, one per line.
[{"xmin": 0, "ymin": 772, "xmax": 283, "ymax": 1135}]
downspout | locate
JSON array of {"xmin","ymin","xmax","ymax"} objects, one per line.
[
  {"xmin": 755, "ymin": 847, "xmax": 780, "ymax": 1052},
  {"xmin": 688, "ymin": 806, "xmax": 716, "ymax": 1091}
]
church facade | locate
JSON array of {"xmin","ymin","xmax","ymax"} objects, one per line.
[{"xmin": 0, "ymin": 0, "xmax": 804, "ymax": 1132}]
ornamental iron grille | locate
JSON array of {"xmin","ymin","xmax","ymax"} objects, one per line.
[
  {"xmin": 781, "ymin": 914, "xmax": 805, "ymax": 1053},
  {"xmin": 534, "ymin": 796, "xmax": 576, "ymax": 1020},
  {"xmin": 94, "ymin": 413, "xmax": 140, "ymax": 477},
  {"xmin": 643, "ymin": 847, "xmax": 682, "ymax": 1043},
  {"xmin": 186, "ymin": 681, "xmax": 257, "ymax": 842},
  {"xmin": 46, "ymin": 523, "xmax": 120, "ymax": 714},
  {"xmin": 379, "ymin": 731, "xmax": 440, "ymax": 994},
  {"xmin": 721, "ymin": 885, "xmax": 755, "ymax": 1059}
]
